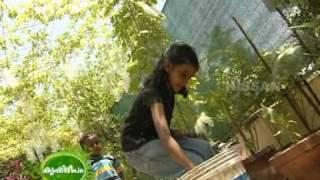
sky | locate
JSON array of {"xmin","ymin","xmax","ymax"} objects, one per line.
[{"xmin": 155, "ymin": 0, "xmax": 166, "ymax": 11}]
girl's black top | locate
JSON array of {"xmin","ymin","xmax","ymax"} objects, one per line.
[{"xmin": 120, "ymin": 84, "xmax": 175, "ymax": 152}]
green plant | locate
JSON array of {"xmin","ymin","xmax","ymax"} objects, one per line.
[{"xmin": 261, "ymin": 105, "xmax": 302, "ymax": 144}]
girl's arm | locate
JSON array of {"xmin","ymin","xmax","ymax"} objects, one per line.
[{"xmin": 151, "ymin": 102, "xmax": 195, "ymax": 171}]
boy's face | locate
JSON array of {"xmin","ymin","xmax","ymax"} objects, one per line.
[{"xmin": 85, "ymin": 134, "xmax": 103, "ymax": 155}]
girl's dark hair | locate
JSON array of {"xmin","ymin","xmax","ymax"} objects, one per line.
[{"xmin": 144, "ymin": 42, "xmax": 199, "ymax": 97}]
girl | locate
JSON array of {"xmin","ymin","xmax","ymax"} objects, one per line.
[{"xmin": 121, "ymin": 42, "xmax": 213, "ymax": 178}]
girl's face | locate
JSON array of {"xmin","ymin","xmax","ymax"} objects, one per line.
[{"xmin": 165, "ymin": 60, "xmax": 198, "ymax": 92}]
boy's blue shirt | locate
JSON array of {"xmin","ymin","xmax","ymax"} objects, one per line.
[{"xmin": 89, "ymin": 154, "xmax": 121, "ymax": 180}]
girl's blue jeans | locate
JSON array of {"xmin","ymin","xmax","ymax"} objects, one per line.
[{"xmin": 125, "ymin": 137, "xmax": 214, "ymax": 178}]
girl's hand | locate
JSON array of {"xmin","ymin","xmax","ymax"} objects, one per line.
[{"xmin": 186, "ymin": 162, "xmax": 195, "ymax": 171}]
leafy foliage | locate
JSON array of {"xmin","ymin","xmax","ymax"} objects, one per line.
[
  {"xmin": 0, "ymin": 0, "xmax": 168, "ymax": 178},
  {"xmin": 277, "ymin": 0, "xmax": 320, "ymax": 54},
  {"xmin": 111, "ymin": 0, "xmax": 169, "ymax": 91}
]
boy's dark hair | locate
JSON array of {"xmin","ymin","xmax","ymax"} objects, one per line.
[
  {"xmin": 79, "ymin": 132, "xmax": 97, "ymax": 150},
  {"xmin": 144, "ymin": 42, "xmax": 199, "ymax": 97}
]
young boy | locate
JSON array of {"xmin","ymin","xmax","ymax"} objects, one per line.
[{"xmin": 80, "ymin": 132, "xmax": 124, "ymax": 180}]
